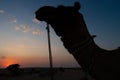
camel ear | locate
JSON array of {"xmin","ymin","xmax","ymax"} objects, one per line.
[{"xmin": 74, "ymin": 2, "xmax": 81, "ymax": 11}]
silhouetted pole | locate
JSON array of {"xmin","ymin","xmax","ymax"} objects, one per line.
[{"xmin": 46, "ymin": 23, "xmax": 54, "ymax": 80}]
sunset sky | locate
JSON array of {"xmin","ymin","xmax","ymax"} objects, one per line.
[{"xmin": 0, "ymin": 0, "xmax": 120, "ymax": 68}]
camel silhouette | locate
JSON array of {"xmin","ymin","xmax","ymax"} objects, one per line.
[{"xmin": 35, "ymin": 2, "xmax": 120, "ymax": 80}]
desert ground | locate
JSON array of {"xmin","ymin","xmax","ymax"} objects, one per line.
[{"xmin": 0, "ymin": 68, "xmax": 94, "ymax": 80}]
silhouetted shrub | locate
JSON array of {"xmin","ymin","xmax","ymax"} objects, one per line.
[{"xmin": 6, "ymin": 64, "xmax": 21, "ymax": 76}]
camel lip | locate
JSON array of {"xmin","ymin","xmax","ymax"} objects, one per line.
[
  {"xmin": 35, "ymin": 17, "xmax": 47, "ymax": 24},
  {"xmin": 35, "ymin": 17, "xmax": 42, "ymax": 21}
]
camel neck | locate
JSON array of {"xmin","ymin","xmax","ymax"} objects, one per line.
[
  {"xmin": 67, "ymin": 36, "xmax": 95, "ymax": 54},
  {"xmin": 71, "ymin": 38, "xmax": 98, "ymax": 71}
]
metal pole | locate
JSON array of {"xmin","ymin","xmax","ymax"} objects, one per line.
[{"xmin": 46, "ymin": 23, "xmax": 53, "ymax": 80}]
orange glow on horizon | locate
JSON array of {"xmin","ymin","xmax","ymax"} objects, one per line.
[{"xmin": 3, "ymin": 58, "xmax": 17, "ymax": 68}]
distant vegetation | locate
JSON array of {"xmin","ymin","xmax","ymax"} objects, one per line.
[{"xmin": 5, "ymin": 64, "xmax": 21, "ymax": 76}]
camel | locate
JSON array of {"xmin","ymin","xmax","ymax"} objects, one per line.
[{"xmin": 35, "ymin": 2, "xmax": 120, "ymax": 80}]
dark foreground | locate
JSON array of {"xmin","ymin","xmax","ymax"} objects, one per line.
[{"xmin": 0, "ymin": 68, "xmax": 94, "ymax": 80}]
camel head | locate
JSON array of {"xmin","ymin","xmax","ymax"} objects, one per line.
[
  {"xmin": 35, "ymin": 2, "xmax": 83, "ymax": 37},
  {"xmin": 35, "ymin": 6, "xmax": 56, "ymax": 23},
  {"xmin": 35, "ymin": 2, "xmax": 81, "ymax": 24},
  {"xmin": 35, "ymin": 2, "xmax": 91, "ymax": 45}
]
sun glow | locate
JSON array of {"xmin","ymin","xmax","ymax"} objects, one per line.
[{"xmin": 3, "ymin": 58, "xmax": 17, "ymax": 68}]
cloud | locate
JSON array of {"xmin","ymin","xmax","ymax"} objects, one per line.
[
  {"xmin": 13, "ymin": 18, "xmax": 18, "ymax": 23},
  {"xmin": 0, "ymin": 10, "xmax": 4, "ymax": 14},
  {"xmin": 15, "ymin": 26, "xmax": 20, "ymax": 31},
  {"xmin": 0, "ymin": 56, "xmax": 6, "ymax": 59},
  {"xmin": 15, "ymin": 24, "xmax": 41, "ymax": 36},
  {"xmin": 33, "ymin": 18, "xmax": 40, "ymax": 24},
  {"xmin": 22, "ymin": 25, "xmax": 29, "ymax": 32},
  {"xmin": 32, "ymin": 29, "xmax": 41, "ymax": 35},
  {"xmin": 15, "ymin": 25, "xmax": 29, "ymax": 32}
]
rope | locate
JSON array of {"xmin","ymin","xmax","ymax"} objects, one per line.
[{"xmin": 46, "ymin": 23, "xmax": 54, "ymax": 80}]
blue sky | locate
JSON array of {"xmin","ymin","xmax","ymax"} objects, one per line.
[{"xmin": 0, "ymin": 0, "xmax": 120, "ymax": 68}]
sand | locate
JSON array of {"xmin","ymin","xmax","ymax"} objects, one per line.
[{"xmin": 0, "ymin": 68, "xmax": 94, "ymax": 80}]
